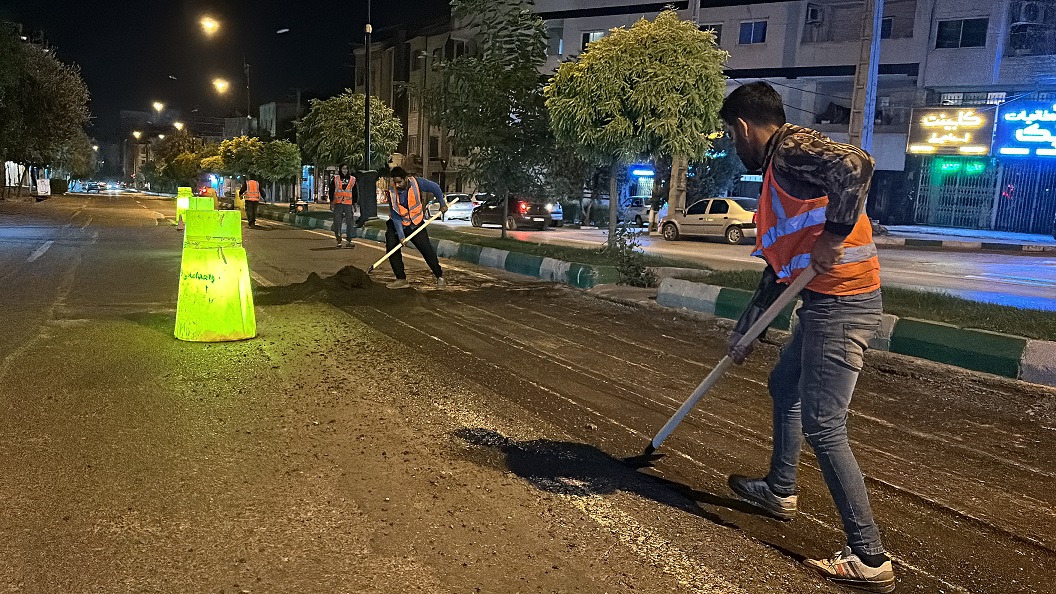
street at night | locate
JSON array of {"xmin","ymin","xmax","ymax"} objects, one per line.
[{"xmin": 1, "ymin": 194, "xmax": 1052, "ymax": 592}]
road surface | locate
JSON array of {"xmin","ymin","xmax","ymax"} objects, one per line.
[{"xmin": 1, "ymin": 194, "xmax": 1053, "ymax": 593}]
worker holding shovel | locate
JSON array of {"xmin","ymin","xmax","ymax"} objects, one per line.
[
  {"xmin": 720, "ymin": 82, "xmax": 892, "ymax": 593},
  {"xmin": 383, "ymin": 166, "xmax": 448, "ymax": 290}
]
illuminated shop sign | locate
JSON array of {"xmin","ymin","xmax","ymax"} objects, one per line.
[
  {"xmin": 994, "ymin": 102, "xmax": 1056, "ymax": 157},
  {"xmin": 907, "ymin": 107, "xmax": 994, "ymax": 155}
]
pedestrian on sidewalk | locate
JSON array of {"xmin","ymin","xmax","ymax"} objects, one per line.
[
  {"xmin": 330, "ymin": 164, "xmax": 358, "ymax": 248},
  {"xmin": 383, "ymin": 166, "xmax": 447, "ymax": 290},
  {"xmin": 719, "ymin": 82, "xmax": 893, "ymax": 593},
  {"xmin": 240, "ymin": 177, "xmax": 265, "ymax": 228}
]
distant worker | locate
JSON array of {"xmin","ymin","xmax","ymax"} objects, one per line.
[
  {"xmin": 239, "ymin": 177, "xmax": 265, "ymax": 228},
  {"xmin": 719, "ymin": 82, "xmax": 893, "ymax": 593},
  {"xmin": 330, "ymin": 164, "xmax": 358, "ymax": 248},
  {"xmin": 383, "ymin": 167, "xmax": 447, "ymax": 290}
]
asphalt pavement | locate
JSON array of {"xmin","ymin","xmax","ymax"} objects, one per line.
[{"xmin": 1, "ymin": 194, "xmax": 1054, "ymax": 593}]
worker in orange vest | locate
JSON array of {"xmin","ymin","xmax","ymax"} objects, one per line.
[
  {"xmin": 719, "ymin": 82, "xmax": 893, "ymax": 593},
  {"xmin": 239, "ymin": 177, "xmax": 265, "ymax": 228},
  {"xmin": 330, "ymin": 164, "xmax": 358, "ymax": 247},
  {"xmin": 383, "ymin": 166, "xmax": 447, "ymax": 289}
]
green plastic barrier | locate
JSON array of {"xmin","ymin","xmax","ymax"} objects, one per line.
[
  {"xmin": 176, "ymin": 187, "xmax": 193, "ymax": 228},
  {"xmin": 174, "ymin": 210, "xmax": 256, "ymax": 342}
]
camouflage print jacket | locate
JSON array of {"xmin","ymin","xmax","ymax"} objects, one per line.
[{"xmin": 763, "ymin": 123, "xmax": 875, "ymax": 237}]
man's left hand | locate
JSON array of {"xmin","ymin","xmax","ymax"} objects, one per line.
[
  {"xmin": 439, "ymin": 201, "xmax": 449, "ymax": 214},
  {"xmin": 811, "ymin": 231, "xmax": 845, "ymax": 274}
]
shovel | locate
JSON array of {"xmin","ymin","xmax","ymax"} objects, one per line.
[
  {"xmin": 627, "ymin": 267, "xmax": 817, "ymax": 467},
  {"xmin": 368, "ymin": 196, "xmax": 460, "ymax": 272}
]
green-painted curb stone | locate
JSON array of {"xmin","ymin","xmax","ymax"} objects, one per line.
[
  {"xmin": 715, "ymin": 287, "xmax": 794, "ymax": 330},
  {"xmin": 456, "ymin": 243, "xmax": 483, "ymax": 264},
  {"xmin": 889, "ymin": 318, "xmax": 1026, "ymax": 378},
  {"xmin": 505, "ymin": 252, "xmax": 545, "ymax": 276}
]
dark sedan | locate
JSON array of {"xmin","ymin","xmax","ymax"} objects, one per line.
[{"xmin": 470, "ymin": 196, "xmax": 551, "ymax": 230}]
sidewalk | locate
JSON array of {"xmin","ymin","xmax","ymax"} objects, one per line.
[{"xmin": 876, "ymin": 225, "xmax": 1056, "ymax": 252}]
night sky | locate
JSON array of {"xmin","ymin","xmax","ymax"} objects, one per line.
[{"xmin": 0, "ymin": 0, "xmax": 451, "ymax": 140}]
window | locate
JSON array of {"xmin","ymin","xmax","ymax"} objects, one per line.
[
  {"xmin": 687, "ymin": 201, "xmax": 709, "ymax": 215},
  {"xmin": 700, "ymin": 23, "xmax": 722, "ymax": 45},
  {"xmin": 936, "ymin": 18, "xmax": 988, "ymax": 48},
  {"xmin": 940, "ymin": 92, "xmax": 964, "ymax": 105},
  {"xmin": 547, "ymin": 27, "xmax": 564, "ymax": 56},
  {"xmin": 429, "ymin": 135, "xmax": 440, "ymax": 157},
  {"xmin": 445, "ymin": 38, "xmax": 467, "ymax": 61},
  {"xmin": 738, "ymin": 21, "xmax": 767, "ymax": 45},
  {"xmin": 881, "ymin": 17, "xmax": 893, "ymax": 39},
  {"xmin": 709, "ymin": 200, "xmax": 730, "ymax": 215},
  {"xmin": 581, "ymin": 30, "xmax": 605, "ymax": 51}
]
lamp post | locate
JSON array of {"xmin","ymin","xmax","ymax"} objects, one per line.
[{"xmin": 364, "ymin": 0, "xmax": 372, "ymax": 172}]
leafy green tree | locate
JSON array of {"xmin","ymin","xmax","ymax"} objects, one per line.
[
  {"xmin": 426, "ymin": 0, "xmax": 551, "ymax": 238},
  {"xmin": 51, "ymin": 128, "xmax": 94, "ymax": 179},
  {"xmin": 219, "ymin": 136, "xmax": 264, "ymax": 178},
  {"xmin": 296, "ymin": 90, "xmax": 401, "ymax": 169},
  {"xmin": 256, "ymin": 140, "xmax": 302, "ymax": 201},
  {"xmin": 546, "ymin": 10, "xmax": 728, "ymax": 241},
  {"xmin": 687, "ymin": 135, "xmax": 746, "ymax": 202},
  {"xmin": 167, "ymin": 152, "xmax": 202, "ymax": 187}
]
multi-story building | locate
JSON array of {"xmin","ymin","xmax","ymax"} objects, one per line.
[
  {"xmin": 258, "ymin": 102, "xmax": 301, "ymax": 140},
  {"xmin": 355, "ymin": 0, "xmax": 1056, "ymax": 234}
]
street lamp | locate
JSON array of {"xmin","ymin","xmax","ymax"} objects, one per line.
[
  {"xmin": 174, "ymin": 121, "xmax": 185, "ymax": 131},
  {"xmin": 200, "ymin": 16, "xmax": 220, "ymax": 37},
  {"xmin": 158, "ymin": 134, "xmax": 166, "ymax": 140},
  {"xmin": 92, "ymin": 145, "xmax": 99, "ymax": 151},
  {"xmin": 153, "ymin": 101, "xmax": 165, "ymax": 113},
  {"xmin": 213, "ymin": 78, "xmax": 230, "ymax": 94},
  {"xmin": 132, "ymin": 130, "xmax": 142, "ymax": 139}
]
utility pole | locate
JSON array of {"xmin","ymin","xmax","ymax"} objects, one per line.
[
  {"xmin": 848, "ymin": 0, "xmax": 885, "ymax": 151},
  {"xmin": 244, "ymin": 60, "xmax": 252, "ymax": 125},
  {"xmin": 358, "ymin": 0, "xmax": 379, "ymax": 223},
  {"xmin": 364, "ymin": 1, "xmax": 372, "ymax": 172}
]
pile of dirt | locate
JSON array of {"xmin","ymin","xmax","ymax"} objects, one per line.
[{"xmin": 254, "ymin": 266, "xmax": 379, "ymax": 306}]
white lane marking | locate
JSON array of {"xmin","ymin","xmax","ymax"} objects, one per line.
[
  {"xmin": 80, "ymin": 217, "xmax": 92, "ymax": 230},
  {"xmin": 250, "ymin": 271, "xmax": 275, "ymax": 286},
  {"xmin": 27, "ymin": 241, "xmax": 54, "ymax": 263}
]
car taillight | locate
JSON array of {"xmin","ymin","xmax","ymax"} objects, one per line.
[
  {"xmin": 752, "ymin": 212, "xmax": 757, "ymax": 224},
  {"xmin": 519, "ymin": 202, "xmax": 530, "ymax": 213}
]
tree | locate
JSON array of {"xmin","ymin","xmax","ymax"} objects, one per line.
[
  {"xmin": 296, "ymin": 90, "xmax": 401, "ymax": 169},
  {"xmin": 218, "ymin": 136, "xmax": 264, "ymax": 178},
  {"xmin": 686, "ymin": 135, "xmax": 746, "ymax": 202},
  {"xmin": 546, "ymin": 10, "xmax": 728, "ymax": 242},
  {"xmin": 51, "ymin": 128, "xmax": 94, "ymax": 179},
  {"xmin": 256, "ymin": 140, "xmax": 302, "ymax": 201},
  {"xmin": 426, "ymin": 0, "xmax": 551, "ymax": 238}
]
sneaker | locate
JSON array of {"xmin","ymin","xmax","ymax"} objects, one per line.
[
  {"xmin": 803, "ymin": 547, "xmax": 895, "ymax": 593},
  {"xmin": 335, "ymin": 239, "xmax": 342, "ymax": 247},
  {"xmin": 728, "ymin": 475, "xmax": 798, "ymax": 520},
  {"xmin": 386, "ymin": 279, "xmax": 411, "ymax": 290},
  {"xmin": 435, "ymin": 276, "xmax": 446, "ymax": 289},
  {"xmin": 345, "ymin": 240, "xmax": 355, "ymax": 248}
]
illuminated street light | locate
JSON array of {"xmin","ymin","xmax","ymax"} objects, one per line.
[
  {"xmin": 152, "ymin": 101, "xmax": 165, "ymax": 113},
  {"xmin": 200, "ymin": 16, "xmax": 220, "ymax": 37},
  {"xmin": 158, "ymin": 134, "xmax": 166, "ymax": 140},
  {"xmin": 213, "ymin": 78, "xmax": 230, "ymax": 94},
  {"xmin": 92, "ymin": 145, "xmax": 99, "ymax": 151},
  {"xmin": 132, "ymin": 131, "xmax": 142, "ymax": 139},
  {"xmin": 174, "ymin": 121, "xmax": 185, "ymax": 131}
]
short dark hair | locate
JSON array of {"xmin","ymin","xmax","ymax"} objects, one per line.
[
  {"xmin": 719, "ymin": 82, "xmax": 786, "ymax": 128},
  {"xmin": 389, "ymin": 166, "xmax": 409, "ymax": 179}
]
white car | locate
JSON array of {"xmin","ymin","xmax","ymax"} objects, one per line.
[
  {"xmin": 621, "ymin": 196, "xmax": 651, "ymax": 227},
  {"xmin": 546, "ymin": 201, "xmax": 564, "ymax": 226},
  {"xmin": 426, "ymin": 193, "xmax": 477, "ymax": 221}
]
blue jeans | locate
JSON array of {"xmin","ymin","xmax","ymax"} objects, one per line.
[
  {"xmin": 765, "ymin": 289, "xmax": 884, "ymax": 556},
  {"xmin": 332, "ymin": 203, "xmax": 354, "ymax": 240}
]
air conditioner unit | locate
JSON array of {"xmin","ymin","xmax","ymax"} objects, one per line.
[
  {"xmin": 1015, "ymin": 1, "xmax": 1045, "ymax": 25},
  {"xmin": 806, "ymin": 5, "xmax": 824, "ymax": 24}
]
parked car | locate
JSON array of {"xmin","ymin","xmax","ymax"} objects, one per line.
[
  {"xmin": 660, "ymin": 197, "xmax": 758, "ymax": 244},
  {"xmin": 84, "ymin": 181, "xmax": 106, "ymax": 193},
  {"xmin": 425, "ymin": 193, "xmax": 477, "ymax": 221},
  {"xmin": 621, "ymin": 195, "xmax": 651, "ymax": 227},
  {"xmin": 471, "ymin": 196, "xmax": 551, "ymax": 230},
  {"xmin": 546, "ymin": 201, "xmax": 564, "ymax": 227}
]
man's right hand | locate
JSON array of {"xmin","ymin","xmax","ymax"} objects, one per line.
[{"xmin": 728, "ymin": 332, "xmax": 754, "ymax": 365}]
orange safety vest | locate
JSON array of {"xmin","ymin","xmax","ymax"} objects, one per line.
[
  {"xmin": 389, "ymin": 177, "xmax": 424, "ymax": 226},
  {"xmin": 333, "ymin": 174, "xmax": 356, "ymax": 204},
  {"xmin": 752, "ymin": 166, "xmax": 880, "ymax": 296},
  {"xmin": 244, "ymin": 179, "xmax": 261, "ymax": 202}
]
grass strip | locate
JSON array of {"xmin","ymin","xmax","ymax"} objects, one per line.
[{"xmin": 700, "ymin": 270, "xmax": 1056, "ymax": 341}]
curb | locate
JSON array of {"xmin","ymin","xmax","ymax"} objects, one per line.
[
  {"xmin": 655, "ymin": 278, "xmax": 1056, "ymax": 389},
  {"xmin": 231, "ymin": 200, "xmax": 620, "ymax": 290},
  {"xmin": 874, "ymin": 235, "xmax": 1056, "ymax": 253}
]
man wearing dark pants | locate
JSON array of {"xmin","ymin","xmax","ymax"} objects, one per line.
[
  {"xmin": 330, "ymin": 164, "xmax": 357, "ymax": 247},
  {"xmin": 239, "ymin": 178, "xmax": 265, "ymax": 227},
  {"xmin": 719, "ymin": 82, "xmax": 893, "ymax": 593},
  {"xmin": 384, "ymin": 166, "xmax": 447, "ymax": 289}
]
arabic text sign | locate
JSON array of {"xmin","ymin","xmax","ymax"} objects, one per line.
[
  {"xmin": 995, "ymin": 101, "xmax": 1056, "ymax": 158},
  {"xmin": 907, "ymin": 107, "xmax": 995, "ymax": 155}
]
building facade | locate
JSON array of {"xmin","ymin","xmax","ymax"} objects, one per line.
[{"xmin": 354, "ymin": 0, "xmax": 1056, "ymax": 233}]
